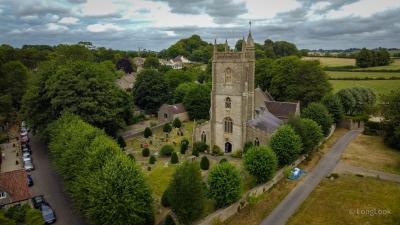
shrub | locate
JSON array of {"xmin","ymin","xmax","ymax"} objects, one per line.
[
  {"xmin": 170, "ymin": 152, "xmax": 179, "ymax": 164},
  {"xmin": 116, "ymin": 135, "xmax": 126, "ymax": 149},
  {"xmin": 301, "ymin": 102, "xmax": 333, "ymax": 136},
  {"xmin": 243, "ymin": 146, "xmax": 278, "ymax": 183},
  {"xmin": 270, "ymin": 125, "xmax": 302, "ymax": 166},
  {"xmin": 149, "ymin": 155, "xmax": 156, "ymax": 164},
  {"xmin": 219, "ymin": 158, "xmax": 228, "ymax": 164},
  {"xmin": 144, "ymin": 127, "xmax": 152, "ymax": 138},
  {"xmin": 164, "ymin": 215, "xmax": 176, "ymax": 225},
  {"xmin": 163, "ymin": 123, "xmax": 172, "ymax": 133},
  {"xmin": 172, "ymin": 117, "xmax": 182, "ymax": 128},
  {"xmin": 180, "ymin": 139, "xmax": 189, "ymax": 154},
  {"xmin": 193, "ymin": 141, "xmax": 208, "ymax": 153},
  {"xmin": 208, "ymin": 162, "xmax": 242, "ymax": 207},
  {"xmin": 287, "ymin": 116, "xmax": 324, "ymax": 154},
  {"xmin": 161, "ymin": 186, "xmax": 172, "ymax": 207},
  {"xmin": 160, "ymin": 145, "xmax": 174, "ymax": 156},
  {"xmin": 321, "ymin": 93, "xmax": 344, "ymax": 123},
  {"xmin": 181, "ymin": 139, "xmax": 189, "ymax": 146},
  {"xmin": 211, "ymin": 145, "xmax": 223, "ymax": 156},
  {"xmin": 142, "ymin": 148, "xmax": 150, "ymax": 157},
  {"xmin": 231, "ymin": 150, "xmax": 242, "ymax": 158},
  {"xmin": 243, "ymin": 141, "xmax": 254, "ymax": 154},
  {"xmin": 200, "ymin": 156, "xmax": 210, "ymax": 170},
  {"xmin": 169, "ymin": 161, "xmax": 205, "ymax": 224}
]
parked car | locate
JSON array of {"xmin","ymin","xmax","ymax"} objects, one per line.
[
  {"xmin": 20, "ymin": 129, "xmax": 28, "ymax": 137},
  {"xmin": 32, "ymin": 195, "xmax": 45, "ymax": 208},
  {"xmin": 21, "ymin": 135, "xmax": 29, "ymax": 144},
  {"xmin": 21, "ymin": 143, "xmax": 30, "ymax": 150},
  {"xmin": 22, "ymin": 153, "xmax": 32, "ymax": 162},
  {"xmin": 27, "ymin": 174, "xmax": 33, "ymax": 187},
  {"xmin": 24, "ymin": 160, "xmax": 34, "ymax": 171},
  {"xmin": 22, "ymin": 145, "xmax": 31, "ymax": 154},
  {"xmin": 40, "ymin": 203, "xmax": 56, "ymax": 224}
]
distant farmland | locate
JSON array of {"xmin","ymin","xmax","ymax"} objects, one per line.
[
  {"xmin": 303, "ymin": 57, "xmax": 355, "ymax": 67},
  {"xmin": 330, "ymin": 80, "xmax": 400, "ymax": 99},
  {"xmin": 327, "ymin": 71, "xmax": 400, "ymax": 79}
]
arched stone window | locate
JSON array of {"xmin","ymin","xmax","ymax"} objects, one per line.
[
  {"xmin": 201, "ymin": 131, "xmax": 206, "ymax": 143},
  {"xmin": 225, "ymin": 97, "xmax": 231, "ymax": 108},
  {"xmin": 254, "ymin": 137, "xmax": 260, "ymax": 146},
  {"xmin": 224, "ymin": 117, "xmax": 233, "ymax": 133}
]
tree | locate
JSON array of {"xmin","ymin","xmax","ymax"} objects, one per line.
[
  {"xmin": 165, "ymin": 70, "xmax": 195, "ymax": 91},
  {"xmin": 287, "ymin": 117, "xmax": 324, "ymax": 154},
  {"xmin": 336, "ymin": 89, "xmax": 356, "ymax": 115},
  {"xmin": 0, "ymin": 61, "xmax": 29, "ymax": 108},
  {"xmin": 144, "ymin": 127, "xmax": 152, "ymax": 138},
  {"xmin": 116, "ymin": 58, "xmax": 135, "ymax": 74},
  {"xmin": 116, "ymin": 136, "xmax": 126, "ymax": 149},
  {"xmin": 269, "ymin": 56, "xmax": 332, "ymax": 106},
  {"xmin": 53, "ymin": 44, "xmax": 94, "ymax": 62},
  {"xmin": 142, "ymin": 148, "xmax": 150, "ymax": 157},
  {"xmin": 169, "ymin": 161, "xmax": 205, "ymax": 224},
  {"xmin": 180, "ymin": 141, "xmax": 189, "ymax": 154},
  {"xmin": 200, "ymin": 156, "xmax": 210, "ymax": 170},
  {"xmin": 208, "ymin": 162, "xmax": 241, "ymax": 207},
  {"xmin": 143, "ymin": 56, "xmax": 160, "ymax": 69},
  {"xmin": 172, "ymin": 117, "xmax": 182, "ymax": 128},
  {"xmin": 161, "ymin": 186, "xmax": 172, "ymax": 207},
  {"xmin": 21, "ymin": 60, "xmax": 132, "ymax": 136},
  {"xmin": 160, "ymin": 145, "xmax": 174, "ymax": 156},
  {"xmin": 301, "ymin": 103, "xmax": 333, "ymax": 136},
  {"xmin": 336, "ymin": 87, "xmax": 376, "ymax": 116},
  {"xmin": 174, "ymin": 82, "xmax": 197, "ymax": 103},
  {"xmin": 183, "ymin": 83, "xmax": 211, "ymax": 120},
  {"xmin": 133, "ymin": 69, "xmax": 170, "ymax": 114},
  {"xmin": 255, "ymin": 58, "xmax": 274, "ymax": 91},
  {"xmin": 243, "ymin": 146, "xmax": 278, "ymax": 183},
  {"xmin": 270, "ymin": 125, "xmax": 302, "ymax": 166},
  {"xmin": 171, "ymin": 152, "xmax": 179, "ymax": 164},
  {"xmin": 163, "ymin": 123, "xmax": 173, "ymax": 133},
  {"xmin": 381, "ymin": 90, "xmax": 400, "ymax": 150},
  {"xmin": 272, "ymin": 41, "xmax": 299, "ymax": 57},
  {"xmin": 321, "ymin": 93, "xmax": 344, "ymax": 123}
]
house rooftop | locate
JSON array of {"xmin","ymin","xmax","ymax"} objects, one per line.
[
  {"xmin": 247, "ymin": 111, "xmax": 283, "ymax": 133},
  {"xmin": 0, "ymin": 169, "xmax": 31, "ymax": 204},
  {"xmin": 265, "ymin": 101, "xmax": 299, "ymax": 119}
]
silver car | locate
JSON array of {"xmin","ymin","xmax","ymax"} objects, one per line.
[
  {"xmin": 24, "ymin": 160, "xmax": 34, "ymax": 171},
  {"xmin": 23, "ymin": 152, "xmax": 31, "ymax": 162}
]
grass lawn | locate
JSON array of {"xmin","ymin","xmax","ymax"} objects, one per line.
[
  {"xmin": 327, "ymin": 71, "xmax": 400, "ymax": 79},
  {"xmin": 223, "ymin": 128, "xmax": 349, "ymax": 225},
  {"xmin": 329, "ymin": 80, "xmax": 400, "ymax": 99},
  {"xmin": 341, "ymin": 135, "xmax": 400, "ymax": 175},
  {"xmin": 145, "ymin": 162, "xmax": 177, "ymax": 199},
  {"xmin": 287, "ymin": 175, "xmax": 400, "ymax": 225},
  {"xmin": 303, "ymin": 57, "xmax": 355, "ymax": 67}
]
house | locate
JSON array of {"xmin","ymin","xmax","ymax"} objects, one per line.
[
  {"xmin": 115, "ymin": 73, "xmax": 136, "ymax": 91},
  {"xmin": 159, "ymin": 58, "xmax": 183, "ymax": 70},
  {"xmin": 193, "ymin": 31, "xmax": 300, "ymax": 153},
  {"xmin": 172, "ymin": 55, "xmax": 191, "ymax": 64},
  {"xmin": 0, "ymin": 169, "xmax": 31, "ymax": 208},
  {"xmin": 158, "ymin": 103, "xmax": 189, "ymax": 123},
  {"xmin": 133, "ymin": 57, "xmax": 146, "ymax": 72}
]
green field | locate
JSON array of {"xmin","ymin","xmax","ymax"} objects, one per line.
[
  {"xmin": 303, "ymin": 57, "xmax": 355, "ymax": 67},
  {"xmin": 330, "ymin": 80, "xmax": 400, "ymax": 98},
  {"xmin": 287, "ymin": 175, "xmax": 400, "ymax": 225},
  {"xmin": 354, "ymin": 58, "xmax": 400, "ymax": 71},
  {"xmin": 327, "ymin": 71, "xmax": 400, "ymax": 79}
]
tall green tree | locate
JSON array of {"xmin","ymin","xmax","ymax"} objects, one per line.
[
  {"xmin": 183, "ymin": 83, "xmax": 211, "ymax": 120},
  {"xmin": 0, "ymin": 61, "xmax": 29, "ymax": 108},
  {"xmin": 143, "ymin": 56, "xmax": 160, "ymax": 69},
  {"xmin": 321, "ymin": 93, "xmax": 344, "ymax": 123},
  {"xmin": 243, "ymin": 145, "xmax": 278, "ymax": 183},
  {"xmin": 287, "ymin": 117, "xmax": 324, "ymax": 154},
  {"xmin": 301, "ymin": 103, "xmax": 333, "ymax": 136},
  {"xmin": 270, "ymin": 125, "xmax": 302, "ymax": 166},
  {"xmin": 255, "ymin": 58, "xmax": 274, "ymax": 91}
]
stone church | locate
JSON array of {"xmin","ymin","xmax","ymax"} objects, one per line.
[{"xmin": 193, "ymin": 32, "xmax": 300, "ymax": 154}]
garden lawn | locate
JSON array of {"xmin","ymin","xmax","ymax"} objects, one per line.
[
  {"xmin": 303, "ymin": 57, "xmax": 355, "ymax": 67},
  {"xmin": 329, "ymin": 80, "xmax": 400, "ymax": 100},
  {"xmin": 341, "ymin": 135, "xmax": 400, "ymax": 174},
  {"xmin": 327, "ymin": 71, "xmax": 400, "ymax": 79},
  {"xmin": 287, "ymin": 175, "xmax": 400, "ymax": 225}
]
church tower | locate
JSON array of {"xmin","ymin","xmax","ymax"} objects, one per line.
[{"xmin": 209, "ymin": 32, "xmax": 256, "ymax": 153}]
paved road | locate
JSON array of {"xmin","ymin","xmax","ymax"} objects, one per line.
[
  {"xmin": 29, "ymin": 134, "xmax": 88, "ymax": 225},
  {"xmin": 260, "ymin": 130, "xmax": 361, "ymax": 225}
]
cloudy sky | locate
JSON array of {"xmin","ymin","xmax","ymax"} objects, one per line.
[{"xmin": 0, "ymin": 0, "xmax": 399, "ymax": 51}]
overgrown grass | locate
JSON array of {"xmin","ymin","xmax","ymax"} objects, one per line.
[
  {"xmin": 145, "ymin": 163, "xmax": 177, "ymax": 199},
  {"xmin": 330, "ymin": 80, "xmax": 400, "ymax": 100},
  {"xmin": 287, "ymin": 175, "xmax": 400, "ymax": 225},
  {"xmin": 327, "ymin": 71, "xmax": 400, "ymax": 79},
  {"xmin": 341, "ymin": 135, "xmax": 400, "ymax": 174}
]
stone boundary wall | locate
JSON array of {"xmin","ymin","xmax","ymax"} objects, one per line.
[
  {"xmin": 195, "ymin": 125, "xmax": 337, "ymax": 225},
  {"xmin": 121, "ymin": 122, "xmax": 167, "ymax": 139}
]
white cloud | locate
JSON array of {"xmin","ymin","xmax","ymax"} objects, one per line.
[
  {"xmin": 59, "ymin": 17, "xmax": 79, "ymax": 24},
  {"xmin": 81, "ymin": 0, "xmax": 119, "ymax": 16},
  {"xmin": 327, "ymin": 0, "xmax": 400, "ymax": 18},
  {"xmin": 87, "ymin": 23, "xmax": 125, "ymax": 32},
  {"xmin": 46, "ymin": 23, "xmax": 69, "ymax": 31},
  {"xmin": 241, "ymin": 0, "xmax": 301, "ymax": 19}
]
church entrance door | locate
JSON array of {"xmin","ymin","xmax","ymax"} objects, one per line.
[{"xmin": 225, "ymin": 142, "xmax": 232, "ymax": 153}]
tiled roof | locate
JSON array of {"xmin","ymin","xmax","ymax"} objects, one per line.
[
  {"xmin": 0, "ymin": 169, "xmax": 31, "ymax": 203},
  {"xmin": 167, "ymin": 103, "xmax": 186, "ymax": 114},
  {"xmin": 247, "ymin": 111, "xmax": 283, "ymax": 133},
  {"xmin": 265, "ymin": 101, "xmax": 299, "ymax": 119}
]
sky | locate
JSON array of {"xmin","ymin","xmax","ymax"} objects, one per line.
[{"xmin": 0, "ymin": 0, "xmax": 399, "ymax": 51}]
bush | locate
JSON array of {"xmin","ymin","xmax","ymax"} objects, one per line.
[
  {"xmin": 144, "ymin": 127, "xmax": 152, "ymax": 138},
  {"xmin": 287, "ymin": 117, "xmax": 324, "ymax": 154},
  {"xmin": 321, "ymin": 94, "xmax": 344, "ymax": 123},
  {"xmin": 219, "ymin": 158, "xmax": 228, "ymax": 164},
  {"xmin": 163, "ymin": 123, "xmax": 172, "ymax": 133},
  {"xmin": 193, "ymin": 141, "xmax": 208, "ymax": 153},
  {"xmin": 243, "ymin": 141, "xmax": 254, "ymax": 154},
  {"xmin": 164, "ymin": 214, "xmax": 176, "ymax": 225},
  {"xmin": 161, "ymin": 186, "xmax": 172, "ymax": 207},
  {"xmin": 142, "ymin": 148, "xmax": 150, "ymax": 157},
  {"xmin": 211, "ymin": 145, "xmax": 223, "ymax": 156},
  {"xmin": 200, "ymin": 156, "xmax": 209, "ymax": 170},
  {"xmin": 116, "ymin": 135, "xmax": 126, "ymax": 149},
  {"xmin": 364, "ymin": 121, "xmax": 384, "ymax": 136},
  {"xmin": 231, "ymin": 150, "xmax": 242, "ymax": 158},
  {"xmin": 149, "ymin": 155, "xmax": 156, "ymax": 164},
  {"xmin": 301, "ymin": 102, "xmax": 333, "ymax": 136},
  {"xmin": 270, "ymin": 125, "xmax": 302, "ymax": 166},
  {"xmin": 169, "ymin": 161, "xmax": 205, "ymax": 224},
  {"xmin": 160, "ymin": 145, "xmax": 174, "ymax": 156},
  {"xmin": 172, "ymin": 117, "xmax": 182, "ymax": 128},
  {"xmin": 170, "ymin": 152, "xmax": 179, "ymax": 164},
  {"xmin": 243, "ymin": 146, "xmax": 278, "ymax": 183},
  {"xmin": 208, "ymin": 162, "xmax": 242, "ymax": 207},
  {"xmin": 180, "ymin": 139, "xmax": 189, "ymax": 154}
]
